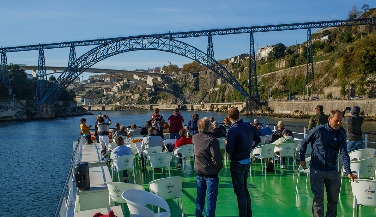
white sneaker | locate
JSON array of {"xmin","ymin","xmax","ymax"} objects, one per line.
[{"xmin": 280, "ymin": 165, "xmax": 285, "ymax": 169}]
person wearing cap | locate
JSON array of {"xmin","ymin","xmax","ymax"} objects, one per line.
[
  {"xmin": 343, "ymin": 106, "xmax": 364, "ymax": 152},
  {"xmin": 308, "ymin": 105, "xmax": 328, "ymax": 131},
  {"xmin": 226, "ymin": 107, "xmax": 261, "ymax": 217},
  {"xmin": 269, "ymin": 120, "xmax": 293, "ymax": 168},
  {"xmin": 168, "ymin": 108, "xmax": 184, "ymax": 139},
  {"xmin": 300, "ymin": 110, "xmax": 357, "ymax": 217}
]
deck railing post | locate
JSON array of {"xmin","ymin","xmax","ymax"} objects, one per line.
[
  {"xmin": 303, "ymin": 127, "xmax": 307, "ymax": 138},
  {"xmin": 364, "ymin": 133, "xmax": 369, "ymax": 148}
]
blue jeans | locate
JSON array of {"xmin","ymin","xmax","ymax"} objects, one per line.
[
  {"xmin": 196, "ymin": 175, "xmax": 219, "ymax": 217},
  {"xmin": 170, "ymin": 132, "xmax": 180, "ymax": 140},
  {"xmin": 347, "ymin": 140, "xmax": 363, "ymax": 152},
  {"xmin": 310, "ymin": 169, "xmax": 341, "ymax": 217},
  {"xmin": 230, "ymin": 161, "xmax": 252, "ymax": 217}
]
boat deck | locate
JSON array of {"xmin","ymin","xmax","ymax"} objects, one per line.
[{"xmin": 74, "ymin": 142, "xmax": 376, "ymax": 217}]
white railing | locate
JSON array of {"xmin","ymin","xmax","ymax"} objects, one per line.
[{"xmin": 54, "ymin": 137, "xmax": 83, "ymax": 217}]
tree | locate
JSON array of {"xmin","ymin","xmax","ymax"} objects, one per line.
[
  {"xmin": 268, "ymin": 43, "xmax": 286, "ymax": 60},
  {"xmin": 348, "ymin": 6, "xmax": 361, "ymax": 19},
  {"xmin": 361, "ymin": 4, "xmax": 369, "ymax": 13},
  {"xmin": 182, "ymin": 61, "xmax": 205, "ymax": 73},
  {"xmin": 7, "ymin": 64, "xmax": 35, "ymax": 100}
]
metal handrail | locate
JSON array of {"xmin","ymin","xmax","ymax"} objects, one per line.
[{"xmin": 54, "ymin": 138, "xmax": 82, "ymax": 217}]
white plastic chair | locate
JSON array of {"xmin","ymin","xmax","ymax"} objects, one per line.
[
  {"xmin": 149, "ymin": 176, "xmax": 183, "ymax": 216},
  {"xmin": 274, "ymin": 142, "xmax": 297, "ymax": 174},
  {"xmin": 111, "ymin": 155, "xmax": 135, "ymax": 183},
  {"xmin": 163, "ymin": 139, "xmax": 177, "ymax": 151},
  {"xmin": 349, "ymin": 148, "xmax": 376, "ymax": 161},
  {"xmin": 296, "ymin": 156, "xmax": 311, "ymax": 193},
  {"xmin": 149, "ymin": 152, "xmax": 172, "ymax": 180},
  {"xmin": 130, "ymin": 136, "xmax": 144, "ymax": 154},
  {"xmin": 350, "ymin": 158, "xmax": 376, "ymax": 179},
  {"xmin": 173, "ymin": 144, "xmax": 194, "ymax": 170},
  {"xmin": 351, "ymin": 179, "xmax": 376, "ymax": 217},
  {"xmin": 252, "ymin": 143, "xmax": 276, "ymax": 175},
  {"xmin": 106, "ymin": 182, "xmax": 144, "ymax": 206},
  {"xmin": 122, "ymin": 189, "xmax": 171, "ymax": 217},
  {"xmin": 108, "ymin": 141, "xmax": 117, "ymax": 151},
  {"xmin": 163, "ymin": 133, "xmax": 170, "ymax": 140}
]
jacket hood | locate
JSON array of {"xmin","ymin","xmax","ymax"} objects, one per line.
[{"xmin": 351, "ymin": 106, "xmax": 360, "ymax": 115}]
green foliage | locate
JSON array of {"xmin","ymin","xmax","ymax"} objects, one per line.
[
  {"xmin": 7, "ymin": 64, "xmax": 35, "ymax": 100},
  {"xmin": 268, "ymin": 43, "xmax": 286, "ymax": 60}
]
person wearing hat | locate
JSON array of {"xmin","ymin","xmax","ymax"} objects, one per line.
[
  {"xmin": 168, "ymin": 108, "xmax": 184, "ymax": 139},
  {"xmin": 308, "ymin": 105, "xmax": 328, "ymax": 131},
  {"xmin": 269, "ymin": 120, "xmax": 293, "ymax": 168}
]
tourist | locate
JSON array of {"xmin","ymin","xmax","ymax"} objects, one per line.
[
  {"xmin": 128, "ymin": 124, "xmax": 142, "ymax": 137},
  {"xmin": 193, "ymin": 117, "xmax": 223, "ymax": 217},
  {"xmin": 111, "ymin": 122, "xmax": 121, "ymax": 138},
  {"xmin": 97, "ymin": 114, "xmax": 111, "ymax": 155},
  {"xmin": 141, "ymin": 127, "xmax": 164, "ymax": 171},
  {"xmin": 300, "ymin": 110, "xmax": 357, "ymax": 217},
  {"xmin": 174, "ymin": 128, "xmax": 193, "ymax": 169},
  {"xmin": 110, "ymin": 136, "xmax": 132, "ymax": 183},
  {"xmin": 163, "ymin": 122, "xmax": 170, "ymax": 134},
  {"xmin": 151, "ymin": 108, "xmax": 165, "ymax": 138},
  {"xmin": 308, "ymin": 105, "xmax": 328, "ymax": 131},
  {"xmin": 80, "ymin": 118, "xmax": 93, "ymax": 144},
  {"xmin": 114, "ymin": 125, "xmax": 128, "ymax": 138},
  {"xmin": 168, "ymin": 108, "xmax": 184, "ymax": 139},
  {"xmin": 343, "ymin": 106, "xmax": 364, "ymax": 152},
  {"xmin": 226, "ymin": 107, "xmax": 261, "ymax": 217},
  {"xmin": 212, "ymin": 119, "xmax": 226, "ymax": 138},
  {"xmin": 140, "ymin": 120, "xmax": 152, "ymax": 135},
  {"xmin": 209, "ymin": 116, "xmax": 218, "ymax": 128},
  {"xmin": 188, "ymin": 113, "xmax": 199, "ymax": 137},
  {"xmin": 269, "ymin": 121, "xmax": 294, "ymax": 168}
]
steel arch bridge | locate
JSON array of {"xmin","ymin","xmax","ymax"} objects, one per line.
[
  {"xmin": 1, "ymin": 17, "xmax": 375, "ymax": 106},
  {"xmin": 42, "ymin": 37, "xmax": 248, "ymax": 105}
]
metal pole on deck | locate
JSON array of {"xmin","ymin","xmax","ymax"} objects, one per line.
[
  {"xmin": 304, "ymin": 127, "xmax": 307, "ymax": 138},
  {"xmin": 364, "ymin": 133, "xmax": 368, "ymax": 148}
]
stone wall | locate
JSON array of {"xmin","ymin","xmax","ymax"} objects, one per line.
[{"xmin": 268, "ymin": 99, "xmax": 376, "ymax": 116}]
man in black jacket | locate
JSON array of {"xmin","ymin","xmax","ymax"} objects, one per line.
[
  {"xmin": 343, "ymin": 106, "xmax": 364, "ymax": 152},
  {"xmin": 300, "ymin": 110, "xmax": 357, "ymax": 217},
  {"xmin": 226, "ymin": 107, "xmax": 261, "ymax": 217}
]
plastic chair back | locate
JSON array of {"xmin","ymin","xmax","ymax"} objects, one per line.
[
  {"xmin": 122, "ymin": 189, "xmax": 171, "ymax": 217},
  {"xmin": 173, "ymin": 144, "xmax": 194, "ymax": 159},
  {"xmin": 149, "ymin": 152, "xmax": 172, "ymax": 180},
  {"xmin": 350, "ymin": 158, "xmax": 376, "ymax": 179},
  {"xmin": 106, "ymin": 182, "xmax": 144, "ymax": 205},
  {"xmin": 112, "ymin": 155, "xmax": 135, "ymax": 172},
  {"xmin": 149, "ymin": 176, "xmax": 183, "ymax": 200},
  {"xmin": 274, "ymin": 142, "xmax": 297, "ymax": 157},
  {"xmin": 349, "ymin": 148, "xmax": 376, "ymax": 160},
  {"xmin": 253, "ymin": 143, "xmax": 275, "ymax": 159},
  {"xmin": 351, "ymin": 179, "xmax": 376, "ymax": 217}
]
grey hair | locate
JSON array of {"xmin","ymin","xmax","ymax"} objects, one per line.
[{"xmin": 198, "ymin": 117, "xmax": 212, "ymax": 133}]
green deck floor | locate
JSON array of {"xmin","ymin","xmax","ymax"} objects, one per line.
[{"xmin": 111, "ymin": 157, "xmax": 375, "ymax": 217}]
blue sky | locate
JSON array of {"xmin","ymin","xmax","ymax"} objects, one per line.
[{"xmin": 0, "ymin": 0, "xmax": 374, "ymax": 78}]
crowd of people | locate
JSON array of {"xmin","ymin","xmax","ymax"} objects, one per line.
[{"xmin": 79, "ymin": 104, "xmax": 364, "ymax": 217}]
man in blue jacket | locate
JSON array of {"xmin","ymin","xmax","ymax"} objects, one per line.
[
  {"xmin": 226, "ymin": 107, "xmax": 261, "ymax": 217},
  {"xmin": 300, "ymin": 110, "xmax": 357, "ymax": 217}
]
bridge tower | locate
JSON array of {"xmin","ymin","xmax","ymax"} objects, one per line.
[
  {"xmin": 0, "ymin": 51, "xmax": 11, "ymax": 92},
  {"xmin": 305, "ymin": 28, "xmax": 314, "ymax": 88},
  {"xmin": 207, "ymin": 33, "xmax": 214, "ymax": 65},
  {"xmin": 36, "ymin": 48, "xmax": 47, "ymax": 104},
  {"xmin": 248, "ymin": 32, "xmax": 259, "ymax": 101}
]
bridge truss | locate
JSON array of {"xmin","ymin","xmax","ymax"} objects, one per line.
[{"xmin": 0, "ymin": 17, "xmax": 374, "ymax": 105}]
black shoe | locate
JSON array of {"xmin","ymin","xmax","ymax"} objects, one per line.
[{"xmin": 123, "ymin": 177, "xmax": 129, "ymax": 183}]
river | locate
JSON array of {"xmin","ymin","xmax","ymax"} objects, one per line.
[{"xmin": 0, "ymin": 110, "xmax": 374, "ymax": 216}]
